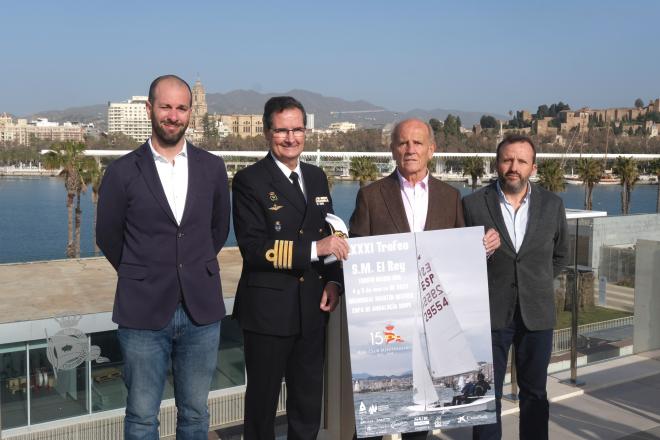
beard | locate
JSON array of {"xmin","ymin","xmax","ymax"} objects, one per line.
[
  {"xmin": 152, "ymin": 118, "xmax": 187, "ymax": 147},
  {"xmin": 498, "ymin": 172, "xmax": 528, "ymax": 194}
]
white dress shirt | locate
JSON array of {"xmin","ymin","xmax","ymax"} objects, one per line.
[
  {"xmin": 496, "ymin": 181, "xmax": 531, "ymax": 253},
  {"xmin": 149, "ymin": 139, "xmax": 188, "ymax": 225},
  {"xmin": 397, "ymin": 169, "xmax": 429, "ymax": 233}
]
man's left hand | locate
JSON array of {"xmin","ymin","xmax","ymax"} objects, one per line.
[
  {"xmin": 483, "ymin": 228, "xmax": 501, "ymax": 256},
  {"xmin": 320, "ymin": 282, "xmax": 340, "ymax": 312}
]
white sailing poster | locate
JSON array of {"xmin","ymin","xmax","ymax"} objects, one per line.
[{"xmin": 344, "ymin": 228, "xmax": 496, "ymax": 438}]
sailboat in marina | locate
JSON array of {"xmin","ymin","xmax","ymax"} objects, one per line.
[{"xmin": 407, "ymin": 256, "xmax": 494, "ymax": 413}]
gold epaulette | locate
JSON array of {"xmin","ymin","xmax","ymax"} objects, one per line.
[{"xmin": 265, "ymin": 240, "xmax": 293, "ymax": 269}]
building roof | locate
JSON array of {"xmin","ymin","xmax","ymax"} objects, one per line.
[{"xmin": 0, "ymin": 247, "xmax": 242, "ymax": 324}]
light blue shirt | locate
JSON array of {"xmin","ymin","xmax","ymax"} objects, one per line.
[{"xmin": 496, "ymin": 181, "xmax": 531, "ymax": 253}]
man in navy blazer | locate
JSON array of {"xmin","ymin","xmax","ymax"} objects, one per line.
[{"xmin": 97, "ymin": 75, "xmax": 230, "ymax": 440}]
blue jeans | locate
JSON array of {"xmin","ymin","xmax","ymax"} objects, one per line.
[{"xmin": 118, "ymin": 304, "xmax": 221, "ymax": 440}]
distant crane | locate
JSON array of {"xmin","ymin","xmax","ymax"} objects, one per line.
[{"xmin": 329, "ymin": 109, "xmax": 386, "ymax": 115}]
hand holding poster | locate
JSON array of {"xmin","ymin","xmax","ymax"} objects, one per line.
[{"xmin": 343, "ymin": 227, "xmax": 496, "ymax": 437}]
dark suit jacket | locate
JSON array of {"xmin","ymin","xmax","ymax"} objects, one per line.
[
  {"xmin": 349, "ymin": 171, "xmax": 464, "ymax": 237},
  {"xmin": 231, "ymin": 155, "xmax": 342, "ymax": 337},
  {"xmin": 96, "ymin": 142, "xmax": 230, "ymax": 330},
  {"xmin": 462, "ymin": 183, "xmax": 569, "ymax": 331}
]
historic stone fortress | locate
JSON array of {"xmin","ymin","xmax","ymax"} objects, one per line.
[{"xmin": 532, "ymin": 98, "xmax": 660, "ymax": 136}]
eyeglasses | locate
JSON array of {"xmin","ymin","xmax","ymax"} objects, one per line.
[{"xmin": 271, "ymin": 127, "xmax": 306, "ymax": 139}]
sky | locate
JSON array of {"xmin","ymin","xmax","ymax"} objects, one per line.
[{"xmin": 2, "ymin": 0, "xmax": 659, "ymax": 116}]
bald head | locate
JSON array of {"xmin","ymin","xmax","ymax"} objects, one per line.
[{"xmin": 391, "ymin": 118, "xmax": 435, "ymax": 145}]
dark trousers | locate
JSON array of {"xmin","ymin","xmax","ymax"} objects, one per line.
[
  {"xmin": 243, "ymin": 328, "xmax": 325, "ymax": 440},
  {"xmin": 473, "ymin": 308, "xmax": 553, "ymax": 440}
]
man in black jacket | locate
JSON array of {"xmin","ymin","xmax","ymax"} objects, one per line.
[{"xmin": 232, "ymin": 96, "xmax": 349, "ymax": 440}]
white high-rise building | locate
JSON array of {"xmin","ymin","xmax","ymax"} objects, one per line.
[{"xmin": 107, "ymin": 96, "xmax": 151, "ymax": 142}]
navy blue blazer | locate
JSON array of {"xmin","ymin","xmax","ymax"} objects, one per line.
[{"xmin": 96, "ymin": 142, "xmax": 230, "ymax": 330}]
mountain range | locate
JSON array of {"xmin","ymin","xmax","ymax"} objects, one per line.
[{"xmin": 23, "ymin": 89, "xmax": 507, "ymax": 131}]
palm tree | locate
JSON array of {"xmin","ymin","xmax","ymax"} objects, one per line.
[
  {"xmin": 613, "ymin": 156, "xmax": 639, "ymax": 215},
  {"xmin": 350, "ymin": 157, "xmax": 379, "ymax": 187},
  {"xmin": 462, "ymin": 156, "xmax": 485, "ymax": 192},
  {"xmin": 43, "ymin": 141, "xmax": 87, "ymax": 258},
  {"xmin": 82, "ymin": 159, "xmax": 104, "ymax": 255},
  {"xmin": 576, "ymin": 158, "xmax": 603, "ymax": 210},
  {"xmin": 649, "ymin": 159, "xmax": 660, "ymax": 213},
  {"xmin": 537, "ymin": 160, "xmax": 565, "ymax": 193}
]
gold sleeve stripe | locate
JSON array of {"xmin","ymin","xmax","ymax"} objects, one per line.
[
  {"xmin": 274, "ymin": 240, "xmax": 281, "ymax": 269},
  {"xmin": 278, "ymin": 240, "xmax": 285, "ymax": 269},
  {"xmin": 266, "ymin": 240, "xmax": 294, "ymax": 269},
  {"xmin": 287, "ymin": 241, "xmax": 293, "ymax": 269}
]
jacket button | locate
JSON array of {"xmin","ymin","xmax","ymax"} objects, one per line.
[
  {"xmin": 179, "ymin": 263, "xmax": 183, "ymax": 268},
  {"xmin": 318, "ymin": 275, "xmax": 323, "ymax": 280},
  {"xmin": 177, "ymin": 232, "xmax": 184, "ymax": 238},
  {"xmin": 299, "ymin": 277, "xmax": 304, "ymax": 282},
  {"xmin": 516, "ymin": 257, "xmax": 521, "ymax": 263},
  {"xmin": 319, "ymin": 228, "xmax": 324, "ymax": 233},
  {"xmin": 299, "ymin": 229, "xmax": 304, "ymax": 235}
]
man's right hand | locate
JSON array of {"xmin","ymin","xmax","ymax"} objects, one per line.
[{"xmin": 317, "ymin": 235, "xmax": 350, "ymax": 261}]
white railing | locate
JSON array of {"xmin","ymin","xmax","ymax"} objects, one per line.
[{"xmin": 552, "ymin": 316, "xmax": 634, "ymax": 353}]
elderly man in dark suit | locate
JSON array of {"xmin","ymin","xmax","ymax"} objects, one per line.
[
  {"xmin": 350, "ymin": 118, "xmax": 499, "ymax": 440},
  {"xmin": 232, "ymin": 96, "xmax": 349, "ymax": 440},
  {"xmin": 463, "ymin": 135, "xmax": 569, "ymax": 440},
  {"xmin": 96, "ymin": 75, "xmax": 230, "ymax": 440}
]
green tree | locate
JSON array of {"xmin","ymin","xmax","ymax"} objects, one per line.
[
  {"xmin": 613, "ymin": 156, "xmax": 639, "ymax": 214},
  {"xmin": 536, "ymin": 105, "xmax": 550, "ymax": 119},
  {"xmin": 537, "ymin": 160, "xmax": 565, "ymax": 193},
  {"xmin": 429, "ymin": 118, "xmax": 442, "ymax": 136},
  {"xmin": 462, "ymin": 156, "xmax": 485, "ymax": 192},
  {"xmin": 576, "ymin": 158, "xmax": 603, "ymax": 210},
  {"xmin": 479, "ymin": 115, "xmax": 498, "ymax": 129},
  {"xmin": 82, "ymin": 161, "xmax": 104, "ymax": 255},
  {"xmin": 202, "ymin": 113, "xmax": 219, "ymax": 149},
  {"xmin": 349, "ymin": 156, "xmax": 379, "ymax": 187},
  {"xmin": 43, "ymin": 141, "xmax": 88, "ymax": 258},
  {"xmin": 443, "ymin": 114, "xmax": 461, "ymax": 137},
  {"xmin": 634, "ymin": 98, "xmax": 644, "ymax": 108}
]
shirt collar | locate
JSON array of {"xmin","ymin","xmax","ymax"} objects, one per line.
[
  {"xmin": 396, "ymin": 168, "xmax": 429, "ymax": 191},
  {"xmin": 148, "ymin": 138, "xmax": 188, "ymax": 163},
  {"xmin": 271, "ymin": 153, "xmax": 302, "ymax": 179},
  {"xmin": 496, "ymin": 179, "xmax": 531, "ymax": 206}
]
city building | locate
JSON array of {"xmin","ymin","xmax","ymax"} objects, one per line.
[
  {"xmin": 107, "ymin": 96, "xmax": 151, "ymax": 142},
  {"xmin": 328, "ymin": 121, "xmax": 356, "ymax": 133},
  {"xmin": 217, "ymin": 114, "xmax": 264, "ymax": 138},
  {"xmin": 0, "ymin": 114, "xmax": 85, "ymax": 146}
]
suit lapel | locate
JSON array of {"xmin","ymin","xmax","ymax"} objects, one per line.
[
  {"xmin": 484, "ymin": 184, "xmax": 515, "ymax": 253},
  {"xmin": 518, "ymin": 185, "xmax": 541, "ymax": 256},
  {"xmin": 424, "ymin": 177, "xmax": 446, "ymax": 230},
  {"xmin": 179, "ymin": 144, "xmax": 201, "ymax": 226},
  {"xmin": 381, "ymin": 172, "xmax": 410, "ymax": 233},
  {"xmin": 135, "ymin": 143, "xmax": 177, "ymax": 224},
  {"xmin": 264, "ymin": 155, "xmax": 307, "ymax": 215}
]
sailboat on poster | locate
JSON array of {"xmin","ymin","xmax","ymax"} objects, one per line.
[{"xmin": 407, "ymin": 255, "xmax": 494, "ymax": 414}]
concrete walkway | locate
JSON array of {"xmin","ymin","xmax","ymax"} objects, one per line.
[{"xmin": 429, "ymin": 350, "xmax": 660, "ymax": 440}]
